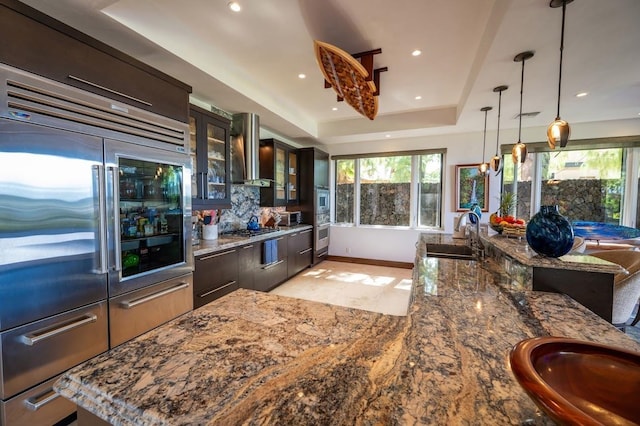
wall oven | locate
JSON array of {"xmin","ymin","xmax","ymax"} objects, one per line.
[{"xmin": 316, "ymin": 188, "xmax": 330, "ymax": 214}]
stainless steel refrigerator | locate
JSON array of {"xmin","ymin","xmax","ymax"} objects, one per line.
[{"xmin": 0, "ymin": 64, "xmax": 193, "ymax": 425}]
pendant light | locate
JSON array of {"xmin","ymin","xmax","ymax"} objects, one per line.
[
  {"xmin": 512, "ymin": 51, "xmax": 534, "ymax": 164},
  {"xmin": 478, "ymin": 106, "xmax": 492, "ymax": 174},
  {"xmin": 547, "ymin": 0, "xmax": 573, "ymax": 149},
  {"xmin": 490, "ymin": 85, "xmax": 508, "ymax": 173}
]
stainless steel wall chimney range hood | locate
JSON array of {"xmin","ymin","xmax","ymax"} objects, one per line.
[{"xmin": 230, "ymin": 113, "xmax": 269, "ymax": 186}]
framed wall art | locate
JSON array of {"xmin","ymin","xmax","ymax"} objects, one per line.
[{"xmin": 455, "ymin": 164, "xmax": 489, "ymax": 212}]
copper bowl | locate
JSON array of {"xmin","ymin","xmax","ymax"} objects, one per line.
[{"xmin": 509, "ymin": 337, "xmax": 640, "ymax": 425}]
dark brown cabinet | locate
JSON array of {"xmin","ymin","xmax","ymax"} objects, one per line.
[
  {"xmin": 259, "ymin": 139, "xmax": 298, "ymax": 206},
  {"xmin": 254, "ymin": 235, "xmax": 288, "ymax": 292},
  {"xmin": 193, "ymin": 249, "xmax": 239, "ymax": 308},
  {"xmin": 287, "ymin": 229, "xmax": 313, "ymax": 277},
  {"xmin": 190, "ymin": 106, "xmax": 232, "ymax": 209},
  {"xmin": 298, "ymin": 148, "xmax": 330, "ymax": 265},
  {"xmin": 0, "ymin": 0, "xmax": 191, "ymax": 123},
  {"xmin": 238, "ymin": 242, "xmax": 260, "ymax": 291}
]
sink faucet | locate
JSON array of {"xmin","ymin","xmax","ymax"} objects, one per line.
[{"xmin": 454, "ymin": 211, "xmax": 484, "ymax": 260}]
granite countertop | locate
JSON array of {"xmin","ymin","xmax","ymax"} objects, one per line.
[
  {"xmin": 480, "ymin": 233, "xmax": 625, "ymax": 274},
  {"xmin": 55, "ymin": 233, "xmax": 640, "ymax": 425},
  {"xmin": 193, "ymin": 224, "xmax": 313, "ymax": 257}
]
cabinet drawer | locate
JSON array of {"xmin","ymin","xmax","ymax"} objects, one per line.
[
  {"xmin": 0, "ymin": 374, "xmax": 75, "ymax": 426},
  {"xmin": 0, "ymin": 1, "xmax": 191, "ymax": 122},
  {"xmin": 255, "ymin": 258, "xmax": 288, "ymax": 292},
  {"xmin": 109, "ymin": 274, "xmax": 193, "ymax": 347},
  {"xmin": 0, "ymin": 301, "xmax": 108, "ymax": 400},
  {"xmin": 194, "ymin": 279, "xmax": 239, "ymax": 308},
  {"xmin": 194, "ymin": 249, "xmax": 239, "ymax": 308}
]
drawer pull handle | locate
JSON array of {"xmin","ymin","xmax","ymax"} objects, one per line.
[
  {"xmin": 242, "ymin": 245, "xmax": 254, "ymax": 249},
  {"xmin": 318, "ymin": 251, "xmax": 328, "ymax": 257},
  {"xmin": 198, "ymin": 281, "xmax": 237, "ymax": 298},
  {"xmin": 120, "ymin": 282, "xmax": 190, "ymax": 309},
  {"xmin": 68, "ymin": 75, "xmax": 153, "ymax": 107},
  {"xmin": 199, "ymin": 249, "xmax": 237, "ymax": 260},
  {"xmin": 299, "ymin": 248, "xmax": 313, "ymax": 255},
  {"xmin": 275, "ymin": 237, "xmax": 284, "ymax": 241},
  {"xmin": 301, "ymin": 229, "xmax": 313, "ymax": 235},
  {"xmin": 24, "ymin": 388, "xmax": 60, "ymax": 411},
  {"xmin": 21, "ymin": 315, "xmax": 98, "ymax": 346},
  {"xmin": 262, "ymin": 259, "xmax": 284, "ymax": 270}
]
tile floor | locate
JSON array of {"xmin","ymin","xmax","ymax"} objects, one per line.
[{"xmin": 270, "ymin": 260, "xmax": 413, "ymax": 316}]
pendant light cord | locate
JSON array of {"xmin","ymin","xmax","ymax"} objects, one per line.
[
  {"xmin": 495, "ymin": 90, "xmax": 502, "ymax": 155},
  {"xmin": 556, "ymin": 0, "xmax": 567, "ymax": 119},
  {"xmin": 482, "ymin": 109, "xmax": 488, "ymax": 161},
  {"xmin": 518, "ymin": 58, "xmax": 525, "ymax": 142}
]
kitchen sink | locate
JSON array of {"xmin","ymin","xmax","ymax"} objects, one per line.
[{"xmin": 425, "ymin": 243, "xmax": 475, "ymax": 260}]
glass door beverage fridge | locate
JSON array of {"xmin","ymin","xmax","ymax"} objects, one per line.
[{"xmin": 105, "ymin": 140, "xmax": 193, "ymax": 347}]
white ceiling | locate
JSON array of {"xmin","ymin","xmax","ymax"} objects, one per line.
[{"xmin": 21, "ymin": 0, "xmax": 640, "ymax": 147}]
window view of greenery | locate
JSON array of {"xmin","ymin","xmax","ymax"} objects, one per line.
[
  {"xmin": 502, "ymin": 148, "xmax": 625, "ymax": 224},
  {"xmin": 359, "ymin": 156, "xmax": 411, "ymax": 226},
  {"xmin": 335, "ymin": 159, "xmax": 355, "ymax": 223},
  {"xmin": 335, "ymin": 153, "xmax": 443, "ymax": 228},
  {"xmin": 419, "ymin": 154, "xmax": 443, "ymax": 227}
]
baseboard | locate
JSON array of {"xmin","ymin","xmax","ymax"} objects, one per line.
[{"xmin": 326, "ymin": 255, "xmax": 413, "ymax": 269}]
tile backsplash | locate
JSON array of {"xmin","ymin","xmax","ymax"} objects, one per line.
[{"xmin": 217, "ymin": 185, "xmax": 285, "ymax": 232}]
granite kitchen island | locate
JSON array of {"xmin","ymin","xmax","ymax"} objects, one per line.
[{"xmin": 55, "ymin": 234, "xmax": 640, "ymax": 425}]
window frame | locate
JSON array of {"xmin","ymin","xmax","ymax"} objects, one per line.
[
  {"xmin": 499, "ymin": 136, "xmax": 640, "ymax": 227},
  {"xmin": 333, "ymin": 149, "xmax": 445, "ymax": 229}
]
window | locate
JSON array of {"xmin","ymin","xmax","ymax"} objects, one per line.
[
  {"xmin": 335, "ymin": 159, "xmax": 355, "ymax": 223},
  {"xmin": 419, "ymin": 153, "xmax": 443, "ymax": 227},
  {"xmin": 540, "ymin": 148, "xmax": 624, "ymax": 223},
  {"xmin": 359, "ymin": 155, "xmax": 411, "ymax": 226},
  {"xmin": 334, "ymin": 151, "xmax": 444, "ymax": 228},
  {"xmin": 500, "ymin": 137, "xmax": 639, "ymax": 228}
]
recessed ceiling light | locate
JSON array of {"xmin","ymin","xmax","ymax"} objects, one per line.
[
  {"xmin": 332, "ymin": 107, "xmax": 338, "ymax": 111},
  {"xmin": 228, "ymin": 1, "xmax": 241, "ymax": 12},
  {"xmin": 576, "ymin": 92, "xmax": 588, "ymax": 97},
  {"xmin": 412, "ymin": 49, "xmax": 421, "ymax": 57},
  {"xmin": 298, "ymin": 73, "xmax": 306, "ymax": 79},
  {"xmin": 385, "ymin": 134, "xmax": 391, "ymax": 138},
  {"xmin": 415, "ymin": 95, "xmax": 422, "ymax": 100}
]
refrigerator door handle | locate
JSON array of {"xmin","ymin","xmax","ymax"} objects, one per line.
[
  {"xmin": 94, "ymin": 164, "xmax": 108, "ymax": 274},
  {"xmin": 108, "ymin": 165, "xmax": 122, "ymax": 272},
  {"xmin": 119, "ymin": 282, "xmax": 190, "ymax": 309}
]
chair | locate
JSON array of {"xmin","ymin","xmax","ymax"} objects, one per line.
[{"xmin": 590, "ymin": 250, "xmax": 640, "ymax": 330}]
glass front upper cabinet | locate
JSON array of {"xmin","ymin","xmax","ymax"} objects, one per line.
[
  {"xmin": 259, "ymin": 138, "xmax": 298, "ymax": 207},
  {"xmin": 288, "ymin": 151, "xmax": 297, "ymax": 201},
  {"xmin": 189, "ymin": 106, "xmax": 231, "ymax": 209}
]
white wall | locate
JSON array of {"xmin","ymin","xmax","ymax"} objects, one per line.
[
  {"xmin": 327, "ymin": 118, "xmax": 640, "ymax": 263},
  {"xmin": 329, "ymin": 226, "xmax": 422, "ymax": 263}
]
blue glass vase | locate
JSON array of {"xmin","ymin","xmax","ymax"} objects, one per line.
[{"xmin": 525, "ymin": 205, "xmax": 574, "ymax": 257}]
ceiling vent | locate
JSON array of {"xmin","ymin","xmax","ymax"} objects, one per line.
[{"xmin": 513, "ymin": 111, "xmax": 540, "ymax": 119}]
